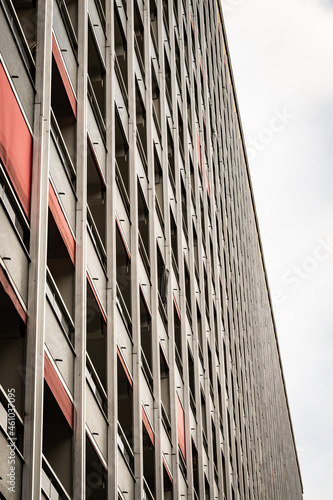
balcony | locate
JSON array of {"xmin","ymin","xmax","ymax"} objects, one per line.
[
  {"xmin": 46, "ymin": 268, "xmax": 74, "ymax": 345},
  {"xmin": 86, "ymin": 353, "xmax": 108, "ymax": 416},
  {"xmin": 116, "ymin": 283, "xmax": 132, "ymax": 337},
  {"xmin": 115, "ymin": 58, "xmax": 129, "ymax": 133},
  {"xmin": 1, "ymin": 0, "xmax": 36, "ymax": 107},
  {"xmin": 118, "ymin": 421, "xmax": 134, "ymax": 473},
  {"xmin": 50, "ymin": 110, "xmax": 76, "ymax": 187},
  {"xmin": 141, "ymin": 347, "xmax": 153, "ymax": 394},
  {"xmin": 88, "ymin": 0, "xmax": 106, "ymax": 57},
  {"xmin": 53, "ymin": 0, "xmax": 78, "ymax": 92},
  {"xmin": 41, "ymin": 455, "xmax": 71, "ymax": 500},
  {"xmin": 87, "ymin": 94, "xmax": 106, "ymax": 179},
  {"xmin": 87, "ymin": 204, "xmax": 106, "ymax": 271},
  {"xmin": 134, "ymin": 34, "xmax": 145, "ymax": 99},
  {"xmin": 88, "ymin": 74, "xmax": 106, "ymax": 142},
  {"xmin": 0, "ymin": 184, "xmax": 30, "ymax": 306},
  {"xmin": 86, "ymin": 226, "xmax": 107, "ymax": 312},
  {"xmin": 45, "ymin": 302, "xmax": 75, "ymax": 395},
  {"xmin": 115, "ymin": 159, "xmax": 130, "ymax": 222},
  {"xmin": 49, "ymin": 136, "xmax": 76, "ymax": 231},
  {"xmin": 143, "ymin": 477, "xmax": 155, "ymax": 500}
]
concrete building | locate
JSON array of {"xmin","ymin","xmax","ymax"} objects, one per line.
[{"xmin": 0, "ymin": 0, "xmax": 303, "ymax": 499}]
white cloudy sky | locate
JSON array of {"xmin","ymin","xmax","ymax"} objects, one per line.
[{"xmin": 221, "ymin": 0, "xmax": 333, "ymax": 498}]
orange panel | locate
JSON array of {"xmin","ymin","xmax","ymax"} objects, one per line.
[
  {"xmin": 196, "ymin": 130, "xmax": 202, "ymax": 175},
  {"xmin": 0, "ymin": 265, "xmax": 27, "ymax": 324},
  {"xmin": 48, "ymin": 181, "xmax": 75, "ymax": 264},
  {"xmin": 87, "ymin": 273, "xmax": 107, "ymax": 324},
  {"xmin": 173, "ymin": 294, "xmax": 181, "ymax": 321},
  {"xmin": 163, "ymin": 457, "xmax": 173, "ymax": 483},
  {"xmin": 44, "ymin": 351, "xmax": 73, "ymax": 429},
  {"xmin": 52, "ymin": 35, "xmax": 77, "ymax": 118},
  {"xmin": 116, "ymin": 216, "xmax": 131, "ymax": 260},
  {"xmin": 0, "ymin": 63, "xmax": 32, "ymax": 219},
  {"xmin": 142, "ymin": 405, "xmax": 155, "ymax": 447},
  {"xmin": 117, "ymin": 346, "xmax": 133, "ymax": 388},
  {"xmin": 177, "ymin": 394, "xmax": 186, "ymax": 460}
]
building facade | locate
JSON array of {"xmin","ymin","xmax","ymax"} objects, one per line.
[{"xmin": 0, "ymin": 0, "xmax": 303, "ymax": 499}]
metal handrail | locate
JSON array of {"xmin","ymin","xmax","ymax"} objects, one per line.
[
  {"xmin": 115, "ymin": 159, "xmax": 130, "ymax": 216},
  {"xmin": 87, "ymin": 75, "xmax": 106, "ymax": 142},
  {"xmin": 141, "ymin": 348, "xmax": 153, "ymax": 393},
  {"xmin": 168, "ymin": 162, "xmax": 176, "ymax": 195},
  {"xmin": 134, "ymin": 33, "xmax": 145, "ymax": 79},
  {"xmin": 143, "ymin": 477, "xmax": 155, "ymax": 500},
  {"xmin": 136, "ymin": 131, "xmax": 148, "ymax": 175},
  {"xmin": 117, "ymin": 421, "xmax": 134, "ymax": 472},
  {"xmin": 42, "ymin": 455, "xmax": 71, "ymax": 500},
  {"xmin": 46, "ymin": 268, "xmax": 74, "ymax": 344},
  {"xmin": 155, "ymin": 194, "xmax": 164, "ymax": 231},
  {"xmin": 138, "ymin": 231, "xmax": 150, "ymax": 276},
  {"xmin": 86, "ymin": 353, "xmax": 108, "ymax": 415},
  {"xmin": 161, "ymin": 402, "xmax": 171, "ymax": 438},
  {"xmin": 86, "ymin": 204, "xmax": 107, "ymax": 270},
  {"xmin": 1, "ymin": 0, "xmax": 35, "ymax": 79},
  {"xmin": 50, "ymin": 109, "xmax": 76, "ymax": 183},
  {"xmin": 116, "ymin": 283, "xmax": 132, "ymax": 336},
  {"xmin": 56, "ymin": 0, "xmax": 78, "ymax": 54},
  {"xmin": 92, "ymin": 0, "xmax": 106, "ymax": 32},
  {"xmin": 115, "ymin": 54, "xmax": 129, "ymax": 108}
]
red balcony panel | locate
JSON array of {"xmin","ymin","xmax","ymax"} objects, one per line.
[
  {"xmin": 48, "ymin": 181, "xmax": 75, "ymax": 264},
  {"xmin": 44, "ymin": 351, "xmax": 73, "ymax": 429},
  {"xmin": 0, "ymin": 264, "xmax": 27, "ymax": 324},
  {"xmin": 117, "ymin": 346, "xmax": 133, "ymax": 388},
  {"xmin": 87, "ymin": 272, "xmax": 107, "ymax": 324},
  {"xmin": 177, "ymin": 393, "xmax": 186, "ymax": 460},
  {"xmin": 142, "ymin": 405, "xmax": 155, "ymax": 447},
  {"xmin": 52, "ymin": 34, "xmax": 77, "ymax": 118},
  {"xmin": 0, "ymin": 62, "xmax": 32, "ymax": 219}
]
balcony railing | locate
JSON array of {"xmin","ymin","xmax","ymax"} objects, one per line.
[
  {"xmin": 155, "ymin": 194, "xmax": 164, "ymax": 232},
  {"xmin": 115, "ymin": 54, "xmax": 128, "ymax": 108},
  {"xmin": 143, "ymin": 477, "xmax": 155, "ymax": 500},
  {"xmin": 138, "ymin": 231, "xmax": 150, "ymax": 277},
  {"xmin": 91, "ymin": 0, "xmax": 106, "ymax": 32},
  {"xmin": 168, "ymin": 162, "xmax": 176, "ymax": 196},
  {"xmin": 1, "ymin": 0, "xmax": 35, "ymax": 80},
  {"xmin": 115, "ymin": 159, "xmax": 130, "ymax": 217},
  {"xmin": 161, "ymin": 402, "xmax": 171, "ymax": 439},
  {"xmin": 152, "ymin": 102, "xmax": 161, "ymax": 140},
  {"xmin": 86, "ymin": 204, "xmax": 107, "ymax": 270},
  {"xmin": 134, "ymin": 33, "xmax": 145, "ymax": 80},
  {"xmin": 141, "ymin": 347, "xmax": 153, "ymax": 393},
  {"xmin": 190, "ymin": 389, "xmax": 196, "ymax": 416},
  {"xmin": 174, "ymin": 343, "xmax": 183, "ymax": 377},
  {"xmin": 171, "ymin": 250, "xmax": 179, "ymax": 282},
  {"xmin": 136, "ymin": 131, "xmax": 148, "ymax": 176},
  {"xmin": 87, "ymin": 75, "xmax": 106, "ymax": 142},
  {"xmin": 86, "ymin": 353, "xmax": 108, "ymax": 415},
  {"xmin": 50, "ymin": 109, "xmax": 76, "ymax": 186},
  {"xmin": 118, "ymin": 421, "xmax": 134, "ymax": 473},
  {"xmin": 56, "ymin": 0, "xmax": 78, "ymax": 53},
  {"xmin": 116, "ymin": 283, "xmax": 132, "ymax": 337},
  {"xmin": 41, "ymin": 455, "xmax": 71, "ymax": 500},
  {"xmin": 46, "ymin": 268, "xmax": 75, "ymax": 345}
]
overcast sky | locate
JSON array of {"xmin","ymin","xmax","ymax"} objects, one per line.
[{"xmin": 221, "ymin": 0, "xmax": 333, "ymax": 498}]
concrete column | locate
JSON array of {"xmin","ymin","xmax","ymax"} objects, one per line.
[
  {"xmin": 72, "ymin": 1, "xmax": 88, "ymax": 499},
  {"xmin": 22, "ymin": 1, "xmax": 53, "ymax": 498}
]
